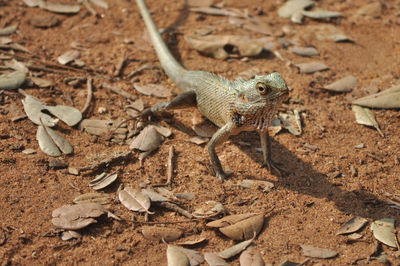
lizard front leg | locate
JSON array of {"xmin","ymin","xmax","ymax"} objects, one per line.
[
  {"xmin": 140, "ymin": 91, "xmax": 197, "ymax": 118},
  {"xmin": 208, "ymin": 122, "xmax": 235, "ymax": 180},
  {"xmin": 259, "ymin": 130, "xmax": 281, "ymax": 176}
]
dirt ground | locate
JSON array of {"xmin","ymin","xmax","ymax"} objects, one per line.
[{"xmin": 1, "ymin": 0, "xmax": 400, "ymax": 264}]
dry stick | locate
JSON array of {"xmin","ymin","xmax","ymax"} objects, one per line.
[
  {"xmin": 166, "ymin": 145, "xmax": 174, "ymax": 185},
  {"xmin": 81, "ymin": 77, "xmax": 93, "ymax": 115},
  {"xmin": 102, "ymin": 82, "xmax": 136, "ymax": 100},
  {"xmin": 157, "ymin": 202, "xmax": 193, "ymax": 219},
  {"xmin": 114, "ymin": 52, "xmax": 126, "ymax": 77}
]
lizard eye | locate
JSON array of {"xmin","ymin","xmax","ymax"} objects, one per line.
[{"xmin": 256, "ymin": 82, "xmax": 270, "ymax": 95}]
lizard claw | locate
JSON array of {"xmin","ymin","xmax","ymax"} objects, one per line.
[{"xmin": 262, "ymin": 160, "xmax": 282, "ymax": 177}]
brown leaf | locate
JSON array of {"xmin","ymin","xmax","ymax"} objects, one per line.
[
  {"xmin": 204, "ymin": 252, "xmax": 230, "ymax": 266},
  {"xmin": 73, "ymin": 192, "xmax": 111, "ymax": 205},
  {"xmin": 118, "ymin": 187, "xmax": 152, "ymax": 213},
  {"xmin": 301, "ymin": 245, "xmax": 338, "ymax": 259},
  {"xmin": 240, "ymin": 246, "xmax": 265, "ymax": 266},
  {"xmin": 295, "ymin": 62, "xmax": 329, "ymax": 74},
  {"xmin": 370, "ymin": 218, "xmax": 398, "ymax": 248},
  {"xmin": 57, "ymin": 50, "xmax": 80, "ymax": 65},
  {"xmin": 0, "ymin": 70, "xmax": 26, "ymax": 90},
  {"xmin": 129, "ymin": 125, "xmax": 164, "ymax": 152},
  {"xmin": 142, "ymin": 226, "xmax": 183, "ymax": 242},
  {"xmin": 207, "ymin": 213, "xmax": 259, "ymax": 228},
  {"xmin": 89, "ymin": 173, "xmax": 118, "ymax": 190},
  {"xmin": 336, "ymin": 216, "xmax": 368, "ymax": 235},
  {"xmin": 219, "ymin": 214, "xmax": 264, "ymax": 241},
  {"xmin": 167, "ymin": 245, "xmax": 190, "ymax": 266},
  {"xmin": 218, "ymin": 238, "xmax": 254, "ymax": 259},
  {"xmin": 192, "ymin": 201, "xmax": 225, "ymax": 218},
  {"xmin": 323, "ymin": 76, "xmax": 358, "ymax": 92},
  {"xmin": 51, "ymin": 203, "xmax": 106, "ymax": 230}
]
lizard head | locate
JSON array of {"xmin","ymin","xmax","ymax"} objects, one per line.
[{"xmin": 234, "ymin": 72, "xmax": 289, "ymax": 130}]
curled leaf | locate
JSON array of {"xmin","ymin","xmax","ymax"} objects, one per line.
[
  {"xmin": 352, "ymin": 105, "xmax": 383, "ymax": 137},
  {"xmin": 219, "ymin": 214, "xmax": 264, "ymax": 241},
  {"xmin": 37, "ymin": 125, "xmax": 73, "ymax": 156},
  {"xmin": 89, "ymin": 173, "xmax": 118, "ymax": 190}
]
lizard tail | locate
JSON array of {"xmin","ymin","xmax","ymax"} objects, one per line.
[{"xmin": 136, "ymin": 0, "xmax": 188, "ymax": 91}]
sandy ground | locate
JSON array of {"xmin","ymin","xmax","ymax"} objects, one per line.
[{"xmin": 0, "ymin": 0, "xmax": 400, "ymax": 264}]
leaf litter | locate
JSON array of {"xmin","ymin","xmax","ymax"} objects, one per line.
[
  {"xmin": 36, "ymin": 125, "xmax": 73, "ymax": 156},
  {"xmin": 300, "ymin": 245, "xmax": 338, "ymax": 259},
  {"xmin": 352, "ymin": 84, "xmax": 400, "ymax": 109},
  {"xmin": 239, "ymin": 246, "xmax": 265, "ymax": 266},
  {"xmin": 336, "ymin": 216, "xmax": 368, "ymax": 235},
  {"xmin": 218, "ymin": 236, "xmax": 254, "ymax": 259},
  {"xmin": 89, "ymin": 173, "xmax": 118, "ymax": 190},
  {"xmin": 118, "ymin": 187, "xmax": 153, "ymax": 214},
  {"xmin": 142, "ymin": 226, "xmax": 183, "ymax": 242},
  {"xmin": 370, "ymin": 218, "xmax": 398, "ymax": 249}
]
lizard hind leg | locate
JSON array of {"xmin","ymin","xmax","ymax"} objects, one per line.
[
  {"xmin": 140, "ymin": 90, "xmax": 197, "ymax": 118},
  {"xmin": 259, "ymin": 130, "xmax": 282, "ymax": 176}
]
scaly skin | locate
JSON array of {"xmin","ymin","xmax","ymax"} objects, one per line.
[{"xmin": 136, "ymin": 0, "xmax": 289, "ymax": 180}]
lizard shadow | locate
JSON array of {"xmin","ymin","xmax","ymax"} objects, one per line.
[{"xmin": 230, "ymin": 131, "xmax": 397, "ymax": 221}]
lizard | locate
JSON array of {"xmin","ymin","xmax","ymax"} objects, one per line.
[{"xmin": 136, "ymin": 0, "xmax": 289, "ymax": 180}]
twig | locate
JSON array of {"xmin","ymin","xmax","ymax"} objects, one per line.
[
  {"xmin": 81, "ymin": 77, "xmax": 93, "ymax": 115},
  {"xmin": 102, "ymin": 82, "xmax": 136, "ymax": 100},
  {"xmin": 157, "ymin": 202, "xmax": 193, "ymax": 219},
  {"xmin": 114, "ymin": 52, "xmax": 126, "ymax": 77},
  {"xmin": 166, "ymin": 145, "xmax": 174, "ymax": 185},
  {"xmin": 132, "ymin": 219, "xmax": 202, "ymax": 225}
]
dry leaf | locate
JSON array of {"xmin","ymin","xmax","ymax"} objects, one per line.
[
  {"xmin": 0, "ymin": 25, "xmax": 18, "ymax": 36},
  {"xmin": 134, "ymin": 83, "xmax": 172, "ymax": 98},
  {"xmin": 130, "ymin": 125, "xmax": 164, "ymax": 152},
  {"xmin": 324, "ymin": 76, "xmax": 358, "ymax": 92},
  {"xmin": 141, "ymin": 188, "xmax": 170, "ymax": 202},
  {"xmin": 30, "ymin": 15, "xmax": 60, "ymax": 28},
  {"xmin": 167, "ymin": 245, "xmax": 190, "ymax": 266},
  {"xmin": 118, "ymin": 187, "xmax": 152, "ymax": 213},
  {"xmin": 22, "ymin": 94, "xmax": 82, "ymax": 127},
  {"xmin": 240, "ymin": 246, "xmax": 265, "ymax": 266},
  {"xmin": 207, "ymin": 213, "xmax": 259, "ymax": 228},
  {"xmin": 239, "ymin": 179, "xmax": 274, "ymax": 192},
  {"xmin": 357, "ymin": 2, "xmax": 382, "ymax": 18},
  {"xmin": 192, "ymin": 201, "xmax": 225, "ymax": 219},
  {"xmin": 300, "ymin": 245, "xmax": 338, "ymax": 259},
  {"xmin": 37, "ymin": 125, "xmax": 73, "ymax": 156},
  {"xmin": 30, "ymin": 77, "xmax": 53, "ymax": 87},
  {"xmin": 302, "ymin": 10, "xmax": 342, "ymax": 19},
  {"xmin": 61, "ymin": 230, "xmax": 81, "ymax": 241},
  {"xmin": 204, "ymin": 252, "xmax": 230, "ymax": 266},
  {"xmin": 184, "ymin": 35, "xmax": 270, "ymax": 59},
  {"xmin": 79, "ymin": 119, "xmax": 128, "ymax": 136},
  {"xmin": 39, "ymin": 1, "xmax": 80, "ymax": 14},
  {"xmin": 278, "ymin": 0, "xmax": 314, "ymax": 18},
  {"xmin": 279, "ymin": 110, "xmax": 302, "ymax": 136},
  {"xmin": 52, "ymin": 203, "xmax": 106, "ymax": 230},
  {"xmin": 57, "ymin": 50, "xmax": 80, "ymax": 65},
  {"xmin": 219, "ymin": 214, "xmax": 264, "ymax": 241},
  {"xmin": 46, "ymin": 105, "xmax": 82, "ymax": 127},
  {"xmin": 73, "ymin": 192, "xmax": 111, "ymax": 205},
  {"xmin": 352, "ymin": 105, "xmax": 383, "ymax": 137},
  {"xmin": 89, "ymin": 173, "xmax": 118, "ymax": 190},
  {"xmin": 218, "ymin": 237, "xmax": 254, "ymax": 259},
  {"xmin": 188, "ymin": 136, "xmax": 208, "ymax": 145},
  {"xmin": 176, "ymin": 237, "xmax": 207, "ymax": 246},
  {"xmin": 304, "ymin": 24, "xmax": 352, "ymax": 42},
  {"xmin": 370, "ymin": 218, "xmax": 398, "ymax": 248},
  {"xmin": 151, "ymin": 124, "xmax": 172, "ymax": 137},
  {"xmin": 290, "ymin": 46, "xmax": 319, "ymax": 57},
  {"xmin": 173, "ymin": 246, "xmax": 204, "ymax": 266},
  {"xmin": 352, "ymin": 85, "xmax": 400, "ymax": 109},
  {"xmin": 142, "ymin": 226, "xmax": 183, "ymax": 242},
  {"xmin": 336, "ymin": 216, "xmax": 368, "ymax": 235},
  {"xmin": 0, "ymin": 71, "xmax": 26, "ymax": 90},
  {"xmin": 296, "ymin": 62, "xmax": 329, "ymax": 74},
  {"xmin": 89, "ymin": 0, "xmax": 109, "ymax": 9}
]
